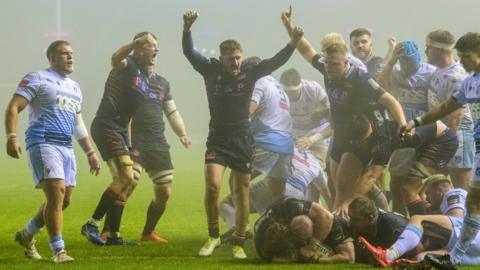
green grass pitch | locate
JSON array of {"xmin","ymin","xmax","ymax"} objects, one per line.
[{"xmin": 0, "ymin": 144, "xmax": 477, "ymax": 270}]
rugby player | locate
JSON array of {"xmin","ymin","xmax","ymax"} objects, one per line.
[
  {"xmin": 425, "ymin": 30, "xmax": 474, "ymax": 191},
  {"xmin": 281, "ymin": 6, "xmax": 406, "ymax": 217},
  {"xmin": 348, "ymin": 196, "xmax": 408, "ymax": 263},
  {"xmin": 349, "ymin": 28, "xmax": 386, "ymax": 79},
  {"xmin": 377, "ymin": 39, "xmax": 437, "ymax": 215},
  {"xmin": 249, "ymin": 74, "xmax": 294, "ymax": 198},
  {"xmin": 6, "ymin": 40, "xmax": 100, "ymax": 263},
  {"xmin": 100, "ymin": 35, "xmax": 191, "ymax": 243},
  {"xmin": 254, "ymin": 198, "xmax": 355, "ymax": 263},
  {"xmin": 359, "ymin": 176, "xmax": 472, "ymax": 268},
  {"xmin": 279, "ymin": 68, "xmax": 332, "ymax": 206},
  {"xmin": 80, "ymin": 32, "xmax": 159, "ymax": 246},
  {"xmin": 401, "ymin": 32, "xmax": 480, "ymax": 268},
  {"xmin": 182, "ymin": 10, "xmax": 304, "ymax": 258},
  {"xmin": 348, "ymin": 113, "xmax": 457, "ymax": 216}
]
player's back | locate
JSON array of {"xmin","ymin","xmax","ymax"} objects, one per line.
[{"xmin": 290, "ymin": 79, "xmax": 329, "ymax": 137}]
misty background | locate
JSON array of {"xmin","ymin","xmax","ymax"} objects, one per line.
[{"xmin": 1, "ymin": 0, "xmax": 479, "ymax": 170}]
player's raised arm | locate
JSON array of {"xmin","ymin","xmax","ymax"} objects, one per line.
[
  {"xmin": 252, "ymin": 25, "xmax": 303, "ymax": 80},
  {"xmin": 377, "ymin": 43, "xmax": 402, "ymax": 89},
  {"xmin": 182, "ymin": 11, "xmax": 210, "ymax": 73},
  {"xmin": 281, "ymin": 6, "xmax": 318, "ymax": 64},
  {"xmin": 111, "ymin": 33, "xmax": 156, "ymax": 70}
]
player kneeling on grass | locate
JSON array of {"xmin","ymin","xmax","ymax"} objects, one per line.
[{"xmin": 254, "ymin": 198, "xmax": 355, "ymax": 263}]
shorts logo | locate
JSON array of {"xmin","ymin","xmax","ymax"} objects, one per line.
[{"xmin": 205, "ymin": 151, "xmax": 216, "ymax": 160}]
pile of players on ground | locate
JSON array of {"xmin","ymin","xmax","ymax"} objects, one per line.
[{"xmin": 6, "ymin": 7, "xmax": 480, "ymax": 269}]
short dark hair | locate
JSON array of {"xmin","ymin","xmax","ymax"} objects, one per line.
[
  {"xmin": 46, "ymin": 40, "xmax": 70, "ymax": 61},
  {"xmin": 348, "ymin": 114, "xmax": 371, "ymax": 142},
  {"xmin": 349, "ymin": 196, "xmax": 378, "ymax": 218},
  {"xmin": 323, "ymin": 43, "xmax": 348, "ymax": 55},
  {"xmin": 350, "ymin": 28, "xmax": 372, "ymax": 39},
  {"xmin": 455, "ymin": 32, "xmax": 480, "ymax": 53},
  {"xmin": 280, "ymin": 68, "xmax": 301, "ymax": 87},
  {"xmin": 427, "ymin": 30, "xmax": 455, "ymax": 46},
  {"xmin": 133, "ymin": 31, "xmax": 157, "ymax": 41},
  {"xmin": 219, "ymin": 39, "xmax": 242, "ymax": 55}
]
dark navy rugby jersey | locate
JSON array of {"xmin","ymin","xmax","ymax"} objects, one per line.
[
  {"xmin": 311, "ymin": 54, "xmax": 385, "ymax": 129},
  {"xmin": 96, "ymin": 56, "xmax": 162, "ymax": 127},
  {"xmin": 183, "ymin": 31, "xmax": 295, "ymax": 135},
  {"xmin": 365, "ymin": 55, "xmax": 385, "ymax": 79},
  {"xmin": 131, "ymin": 73, "xmax": 172, "ymax": 143}
]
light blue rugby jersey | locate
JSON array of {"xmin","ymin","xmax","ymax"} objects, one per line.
[
  {"xmin": 452, "ymin": 72, "xmax": 480, "ymax": 141},
  {"xmin": 286, "ymin": 148, "xmax": 321, "ymax": 193},
  {"xmin": 391, "ymin": 62, "xmax": 436, "ymax": 121},
  {"xmin": 15, "ymin": 68, "xmax": 82, "ymax": 149},
  {"xmin": 250, "ymin": 76, "xmax": 293, "ymax": 155}
]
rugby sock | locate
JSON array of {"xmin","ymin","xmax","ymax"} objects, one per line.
[
  {"xmin": 219, "ymin": 202, "xmax": 236, "ymax": 229},
  {"xmin": 388, "ymin": 224, "xmax": 423, "ymax": 262},
  {"xmin": 25, "ymin": 218, "xmax": 42, "ymax": 237},
  {"xmin": 231, "ymin": 231, "xmax": 247, "ymax": 247},
  {"xmin": 108, "ymin": 200, "xmax": 125, "ymax": 236},
  {"xmin": 101, "ymin": 213, "xmax": 111, "ymax": 233},
  {"xmin": 49, "ymin": 235, "xmax": 65, "ymax": 253},
  {"xmin": 142, "ymin": 201, "xmax": 165, "ymax": 235},
  {"xmin": 450, "ymin": 214, "xmax": 480, "ymax": 264},
  {"xmin": 208, "ymin": 220, "xmax": 220, "ymax": 238},
  {"xmin": 407, "ymin": 199, "xmax": 431, "ymax": 216},
  {"xmin": 91, "ymin": 191, "xmax": 116, "ymax": 221}
]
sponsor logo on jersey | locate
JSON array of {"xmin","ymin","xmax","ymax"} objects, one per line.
[
  {"xmin": 447, "ymin": 195, "xmax": 460, "ymax": 207},
  {"xmin": 18, "ymin": 79, "xmax": 29, "ymax": 87},
  {"xmin": 56, "ymin": 94, "xmax": 80, "ymax": 113}
]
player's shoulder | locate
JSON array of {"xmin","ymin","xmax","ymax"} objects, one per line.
[
  {"xmin": 255, "ymin": 75, "xmax": 276, "ymax": 87},
  {"xmin": 418, "ymin": 62, "xmax": 436, "ymax": 75},
  {"xmin": 347, "ymin": 53, "xmax": 367, "ymax": 72},
  {"xmin": 446, "ymin": 188, "xmax": 468, "ymax": 198},
  {"xmin": 442, "ymin": 63, "xmax": 468, "ymax": 81},
  {"xmin": 153, "ymin": 73, "xmax": 170, "ymax": 86}
]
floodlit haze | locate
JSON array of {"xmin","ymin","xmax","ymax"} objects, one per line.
[{"xmin": 1, "ymin": 0, "xmax": 479, "ymax": 147}]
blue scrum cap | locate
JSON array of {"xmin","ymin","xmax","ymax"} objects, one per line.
[{"xmin": 399, "ymin": 40, "xmax": 421, "ymax": 69}]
